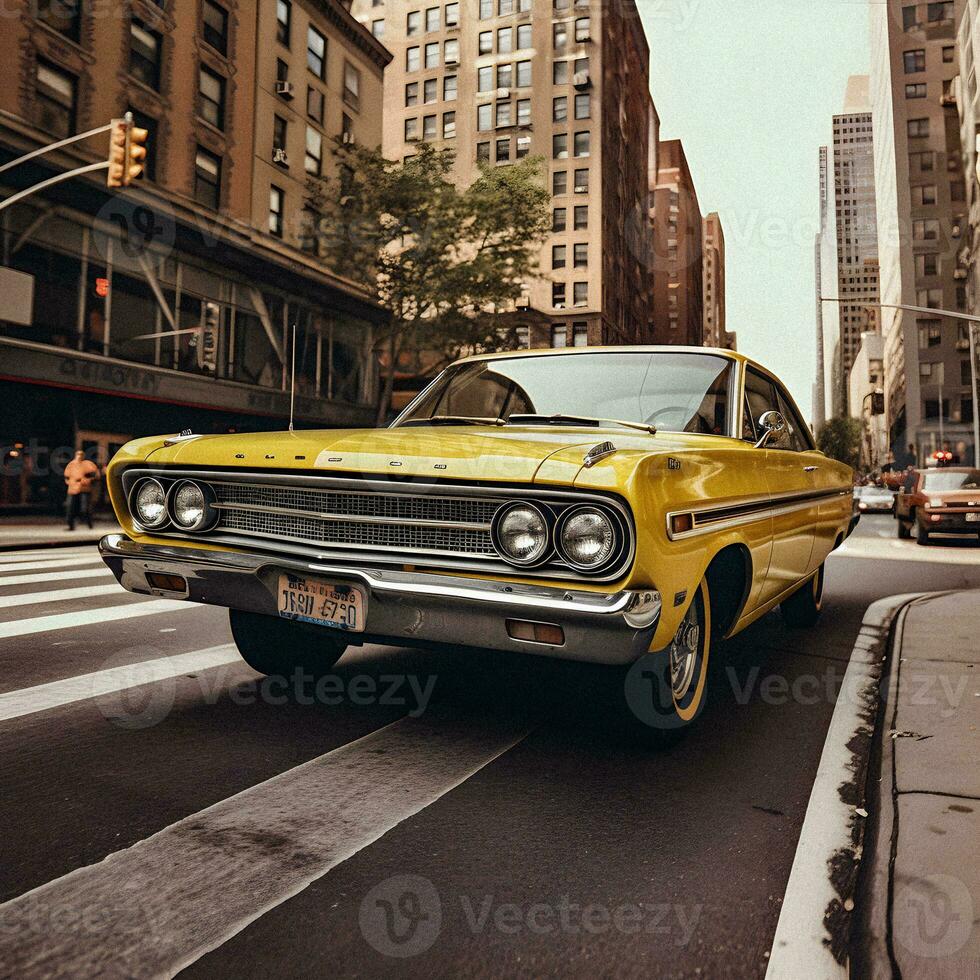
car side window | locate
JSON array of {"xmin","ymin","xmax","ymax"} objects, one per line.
[
  {"xmin": 743, "ymin": 369, "xmax": 779, "ymax": 444},
  {"xmin": 775, "ymin": 388, "xmax": 812, "ymax": 452}
]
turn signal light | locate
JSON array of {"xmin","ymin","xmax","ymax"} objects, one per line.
[
  {"xmin": 506, "ymin": 620, "xmax": 565, "ymax": 646},
  {"xmin": 146, "ymin": 572, "xmax": 187, "ymax": 593}
]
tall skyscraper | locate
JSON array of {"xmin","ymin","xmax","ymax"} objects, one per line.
[
  {"xmin": 702, "ymin": 211, "xmax": 726, "ymax": 348},
  {"xmin": 352, "ymin": 0, "xmax": 657, "ymax": 349},
  {"xmin": 871, "ymin": 0, "xmax": 973, "ymax": 463}
]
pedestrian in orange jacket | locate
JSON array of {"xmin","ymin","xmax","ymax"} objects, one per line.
[{"xmin": 64, "ymin": 450, "xmax": 101, "ymax": 530}]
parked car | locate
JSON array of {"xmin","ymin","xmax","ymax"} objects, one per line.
[
  {"xmin": 853, "ymin": 484, "xmax": 896, "ymax": 514},
  {"xmin": 895, "ymin": 466, "xmax": 980, "ymax": 544},
  {"xmin": 99, "ymin": 348, "xmax": 855, "ymax": 736}
]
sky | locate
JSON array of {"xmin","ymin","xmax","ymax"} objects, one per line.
[{"xmin": 639, "ymin": 0, "xmax": 872, "ymax": 422}]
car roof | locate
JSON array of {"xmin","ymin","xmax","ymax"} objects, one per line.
[{"xmin": 453, "ymin": 345, "xmax": 750, "ymax": 368}]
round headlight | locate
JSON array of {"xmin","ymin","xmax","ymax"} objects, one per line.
[
  {"xmin": 558, "ymin": 507, "xmax": 616, "ymax": 570},
  {"xmin": 132, "ymin": 478, "xmax": 168, "ymax": 529},
  {"xmin": 492, "ymin": 503, "xmax": 550, "ymax": 566},
  {"xmin": 169, "ymin": 480, "xmax": 215, "ymax": 531}
]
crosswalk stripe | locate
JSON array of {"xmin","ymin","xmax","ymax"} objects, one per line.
[
  {"xmin": 0, "ymin": 584, "xmax": 125, "ymax": 611},
  {"xmin": 0, "ymin": 599, "xmax": 200, "ymax": 640},
  {"xmin": 0, "ymin": 714, "xmax": 529, "ymax": 977},
  {"xmin": 0, "ymin": 568, "xmax": 114, "ymax": 588},
  {"xmin": 0, "ymin": 644, "xmax": 240, "ymax": 723},
  {"xmin": 0, "ymin": 556, "xmax": 103, "ymax": 574},
  {"xmin": 0, "ymin": 547, "xmax": 97, "ymax": 560}
]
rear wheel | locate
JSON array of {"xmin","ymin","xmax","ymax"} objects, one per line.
[
  {"xmin": 780, "ymin": 563, "xmax": 825, "ymax": 628},
  {"xmin": 897, "ymin": 517, "xmax": 911, "ymax": 539},
  {"xmin": 229, "ymin": 609, "xmax": 348, "ymax": 678},
  {"xmin": 915, "ymin": 518, "xmax": 931, "ymax": 546},
  {"xmin": 622, "ymin": 578, "xmax": 712, "ymax": 744}
]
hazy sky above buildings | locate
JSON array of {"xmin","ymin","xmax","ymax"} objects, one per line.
[{"xmin": 641, "ymin": 0, "xmax": 872, "ymax": 422}]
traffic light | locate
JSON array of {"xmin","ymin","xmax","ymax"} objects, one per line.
[{"xmin": 106, "ymin": 113, "xmax": 148, "ymax": 188}]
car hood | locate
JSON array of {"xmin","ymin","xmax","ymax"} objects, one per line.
[
  {"xmin": 143, "ymin": 425, "xmax": 717, "ymax": 485},
  {"xmin": 926, "ymin": 490, "xmax": 980, "ymax": 506}
]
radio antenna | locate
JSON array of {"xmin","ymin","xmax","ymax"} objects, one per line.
[{"xmin": 288, "ymin": 321, "xmax": 297, "ymax": 432}]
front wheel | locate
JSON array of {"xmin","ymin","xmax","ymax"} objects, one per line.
[
  {"xmin": 915, "ymin": 519, "xmax": 931, "ymax": 546},
  {"xmin": 621, "ymin": 578, "xmax": 712, "ymax": 743},
  {"xmin": 897, "ymin": 517, "xmax": 912, "ymax": 539},
  {"xmin": 229, "ymin": 609, "xmax": 348, "ymax": 678},
  {"xmin": 780, "ymin": 563, "xmax": 825, "ymax": 628}
]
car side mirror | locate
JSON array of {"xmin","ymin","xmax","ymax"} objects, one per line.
[{"xmin": 754, "ymin": 411, "xmax": 786, "ymax": 449}]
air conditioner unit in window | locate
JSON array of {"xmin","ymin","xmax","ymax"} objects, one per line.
[
  {"xmin": 554, "ymin": 302, "xmax": 566, "ymax": 309},
  {"xmin": 574, "ymin": 183, "xmax": 588, "ymax": 193},
  {"xmin": 445, "ymin": 53, "xmax": 459, "ymax": 65},
  {"xmin": 342, "ymin": 131, "xmax": 355, "ymax": 145},
  {"xmin": 273, "ymin": 147, "xmax": 289, "ymax": 164},
  {"xmin": 276, "ymin": 80, "xmax": 294, "ymax": 99},
  {"xmin": 496, "ymin": 88, "xmax": 511, "ymax": 99},
  {"xmin": 573, "ymin": 71, "xmax": 591, "ymax": 89}
]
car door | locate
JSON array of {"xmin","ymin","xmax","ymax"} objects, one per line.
[{"xmin": 743, "ymin": 368, "xmax": 819, "ymax": 604}]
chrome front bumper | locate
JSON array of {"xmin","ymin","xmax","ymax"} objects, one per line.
[{"xmin": 99, "ymin": 535, "xmax": 662, "ymax": 665}]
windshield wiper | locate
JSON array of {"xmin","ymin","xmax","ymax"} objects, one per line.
[
  {"xmin": 507, "ymin": 414, "xmax": 657, "ymax": 435},
  {"xmin": 400, "ymin": 416, "xmax": 506, "ymax": 427}
]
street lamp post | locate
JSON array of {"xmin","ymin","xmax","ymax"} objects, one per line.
[{"xmin": 819, "ymin": 298, "xmax": 980, "ymax": 467}]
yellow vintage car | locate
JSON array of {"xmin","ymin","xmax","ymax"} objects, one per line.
[{"xmin": 100, "ymin": 347, "xmax": 855, "ymax": 734}]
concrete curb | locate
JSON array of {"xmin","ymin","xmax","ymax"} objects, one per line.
[{"xmin": 765, "ymin": 593, "xmax": 926, "ymax": 979}]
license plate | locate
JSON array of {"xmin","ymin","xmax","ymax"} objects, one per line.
[
  {"xmin": 276, "ymin": 573, "xmax": 365, "ymax": 632},
  {"xmin": 967, "ymin": 513, "xmax": 979, "ymax": 522}
]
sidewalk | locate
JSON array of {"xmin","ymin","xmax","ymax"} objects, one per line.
[
  {"xmin": 0, "ymin": 517, "xmax": 121, "ymax": 551},
  {"xmin": 856, "ymin": 591, "xmax": 980, "ymax": 975}
]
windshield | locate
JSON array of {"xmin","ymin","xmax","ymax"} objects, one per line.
[
  {"xmin": 922, "ymin": 470, "xmax": 980, "ymax": 492},
  {"xmin": 398, "ymin": 352, "xmax": 735, "ymax": 435}
]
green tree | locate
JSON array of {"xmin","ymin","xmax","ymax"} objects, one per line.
[
  {"xmin": 306, "ymin": 141, "xmax": 551, "ymax": 423},
  {"xmin": 817, "ymin": 416, "xmax": 862, "ymax": 470}
]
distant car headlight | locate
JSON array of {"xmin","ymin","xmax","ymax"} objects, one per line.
[
  {"xmin": 169, "ymin": 480, "xmax": 217, "ymax": 531},
  {"xmin": 858, "ymin": 501, "xmax": 868, "ymax": 509},
  {"xmin": 558, "ymin": 506, "xmax": 617, "ymax": 570},
  {"xmin": 132, "ymin": 478, "xmax": 168, "ymax": 529},
  {"xmin": 492, "ymin": 502, "xmax": 550, "ymax": 566},
  {"xmin": 928, "ymin": 498, "xmax": 944, "ymax": 508}
]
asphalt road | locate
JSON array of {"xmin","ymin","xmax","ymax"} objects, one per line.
[{"xmin": 0, "ymin": 515, "xmax": 977, "ymax": 979}]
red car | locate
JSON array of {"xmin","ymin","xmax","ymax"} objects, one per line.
[{"xmin": 895, "ymin": 467, "xmax": 980, "ymax": 544}]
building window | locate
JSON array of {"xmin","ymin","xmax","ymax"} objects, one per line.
[
  {"xmin": 496, "ymin": 102, "xmax": 512, "ymax": 127},
  {"xmin": 307, "ymin": 26, "xmax": 326, "ymax": 78},
  {"xmin": 341, "ymin": 112, "xmax": 353, "ymax": 139},
  {"xmin": 911, "ymin": 150, "xmax": 934, "ymax": 171},
  {"xmin": 573, "ymin": 243, "xmax": 588, "ymax": 269},
  {"xmin": 551, "ymin": 324, "xmax": 567, "ymax": 347},
  {"xmin": 478, "ymin": 66, "xmax": 493, "ymax": 92},
  {"xmin": 905, "ymin": 82, "xmax": 926, "ymax": 98},
  {"xmin": 903, "ymin": 49, "xmax": 925, "ymax": 73},
  {"xmin": 907, "ymin": 117, "xmax": 929, "ymax": 138},
  {"xmin": 446, "ymin": 2, "xmax": 460, "ymax": 27},
  {"xmin": 35, "ymin": 60, "xmax": 76, "ymax": 139},
  {"xmin": 928, "ymin": 1, "xmax": 953, "ymax": 23},
  {"xmin": 479, "ymin": 31, "xmax": 492, "ymax": 54},
  {"xmin": 571, "ymin": 322, "xmax": 587, "ymax": 347},
  {"xmin": 553, "ymin": 96, "xmax": 568, "ymax": 122},
  {"xmin": 516, "ymin": 60, "xmax": 531, "ymax": 87},
  {"xmin": 553, "ymin": 133, "xmax": 568, "ymax": 158},
  {"xmin": 552, "ymin": 207, "xmax": 567, "ymax": 231},
  {"xmin": 573, "ymin": 130, "xmax": 590, "ymax": 156},
  {"xmin": 574, "ymin": 93, "xmax": 590, "ymax": 119},
  {"xmin": 573, "ymin": 282, "xmax": 587, "ymax": 306},
  {"xmin": 36, "ymin": 0, "xmax": 81, "ymax": 41},
  {"xmin": 912, "ymin": 184, "xmax": 936, "ymax": 206},
  {"xmin": 273, "ymin": 114, "xmax": 287, "ymax": 161},
  {"xmin": 202, "ymin": 0, "xmax": 228, "ymax": 55},
  {"xmin": 480, "ymin": 0, "xmax": 492, "ymax": 17},
  {"xmin": 916, "ymin": 288, "xmax": 942, "ymax": 309},
  {"xmin": 308, "ymin": 86, "xmax": 324, "ymax": 122},
  {"xmin": 269, "ymin": 185, "xmax": 284, "ymax": 237},
  {"xmin": 423, "ymin": 114, "xmax": 437, "ymax": 139},
  {"xmin": 444, "ymin": 38, "xmax": 459, "ymax": 62},
  {"xmin": 516, "ymin": 135, "xmax": 530, "ymax": 158},
  {"xmin": 305, "ymin": 126, "xmax": 322, "ymax": 174},
  {"xmin": 276, "ymin": 0, "xmax": 291, "ymax": 46},
  {"xmin": 516, "ymin": 99, "xmax": 530, "ymax": 125},
  {"xmin": 477, "ymin": 103, "xmax": 492, "ymax": 131},
  {"xmin": 552, "ymin": 244, "xmax": 567, "ymax": 269},
  {"xmin": 554, "ymin": 21, "xmax": 568, "ymax": 51},
  {"xmin": 574, "ymin": 16, "xmax": 590, "ymax": 41},
  {"xmin": 130, "ymin": 19, "xmax": 162, "ymax": 90},
  {"xmin": 194, "ymin": 146, "xmax": 221, "ymax": 208},
  {"xmin": 407, "ymin": 10, "xmax": 421, "ymax": 35},
  {"xmin": 916, "ymin": 253, "xmax": 939, "ymax": 276},
  {"xmin": 405, "ymin": 116, "xmax": 419, "ymax": 141},
  {"xmin": 497, "ymin": 64, "xmax": 513, "ymax": 88},
  {"xmin": 554, "ymin": 60, "xmax": 569, "ymax": 85},
  {"xmin": 552, "ymin": 282, "xmax": 566, "ymax": 306},
  {"xmin": 901, "ymin": 4, "xmax": 917, "ymax": 28},
  {"xmin": 499, "ymin": 0, "xmax": 514, "ymax": 14},
  {"xmin": 919, "ymin": 362, "xmax": 933, "ymax": 378},
  {"xmin": 573, "ymin": 205, "xmax": 588, "ymax": 229},
  {"xmin": 516, "ymin": 24, "xmax": 532, "ymax": 49},
  {"xmin": 426, "ymin": 6, "xmax": 440, "ymax": 31},
  {"xmin": 344, "ymin": 62, "xmax": 361, "ymax": 110},
  {"xmin": 372, "ymin": 19, "xmax": 385, "ymax": 38},
  {"xmin": 553, "ymin": 171, "xmax": 567, "ymax": 195},
  {"xmin": 573, "ymin": 167, "xmax": 588, "ymax": 192},
  {"xmin": 199, "ymin": 65, "xmax": 225, "ymax": 129},
  {"xmin": 496, "ymin": 137, "xmax": 510, "ymax": 161},
  {"xmin": 443, "ymin": 110, "xmax": 456, "ymax": 138},
  {"xmin": 407, "ymin": 46, "xmax": 420, "ymax": 71},
  {"xmin": 421, "ymin": 78, "xmax": 436, "ymax": 104},
  {"xmin": 951, "ymin": 178, "xmax": 966, "ymax": 202},
  {"xmin": 942, "ymin": 45, "xmax": 954, "ymax": 63},
  {"xmin": 406, "ymin": 81, "xmax": 419, "ymax": 106},
  {"xmin": 277, "ymin": 57, "xmax": 289, "ymax": 85},
  {"xmin": 498, "ymin": 27, "xmax": 513, "ymax": 53},
  {"xmin": 477, "ymin": 141, "xmax": 490, "ymax": 162},
  {"xmin": 515, "ymin": 325, "xmax": 530, "ymax": 348}
]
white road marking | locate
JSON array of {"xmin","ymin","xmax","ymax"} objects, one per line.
[
  {"xmin": 0, "ymin": 644, "xmax": 240, "ymax": 723},
  {"xmin": 0, "ymin": 714, "xmax": 530, "ymax": 977},
  {"xmin": 0, "ymin": 584, "xmax": 125, "ymax": 611},
  {"xmin": 0, "ymin": 547, "xmax": 97, "ymax": 561},
  {"xmin": 0, "ymin": 556, "xmax": 103, "ymax": 574},
  {"xmin": 0, "ymin": 599, "xmax": 199, "ymax": 640},
  {"xmin": 0, "ymin": 568, "xmax": 114, "ymax": 588}
]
